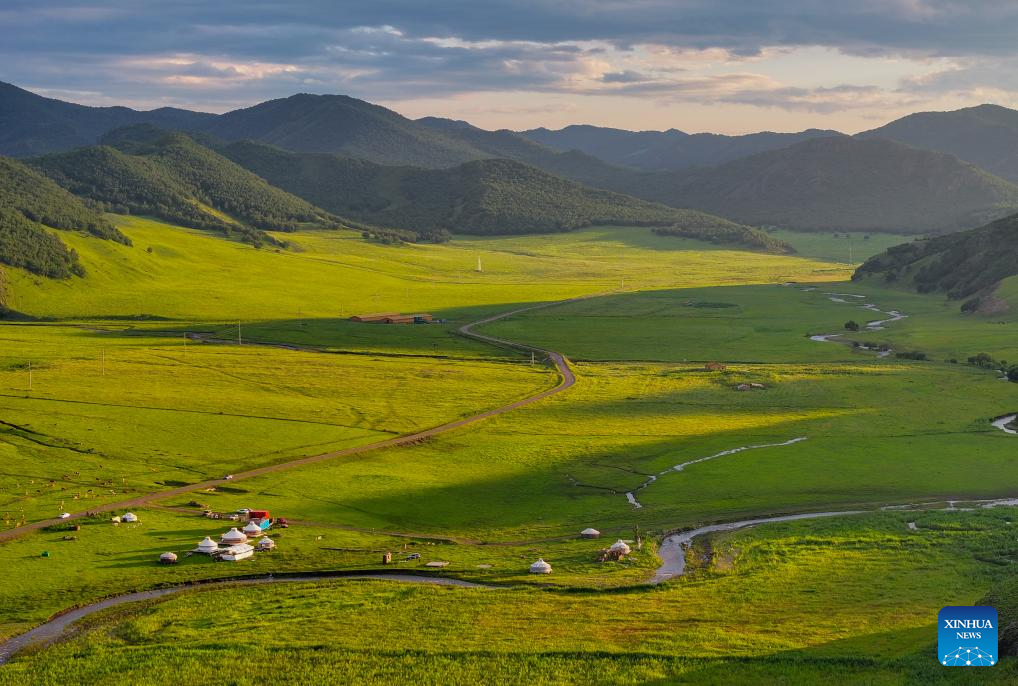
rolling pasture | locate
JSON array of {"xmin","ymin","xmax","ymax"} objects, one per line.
[
  {"xmin": 2, "ymin": 216, "xmax": 1018, "ymax": 681},
  {"xmin": 3, "ymin": 510, "xmax": 1016, "ymax": 685}
]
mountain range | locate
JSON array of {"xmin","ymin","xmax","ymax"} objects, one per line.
[{"xmin": 5, "ymin": 79, "xmax": 1018, "ymax": 242}]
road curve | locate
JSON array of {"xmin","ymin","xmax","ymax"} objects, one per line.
[{"xmin": 0, "ymin": 298, "xmax": 581, "ymax": 544}]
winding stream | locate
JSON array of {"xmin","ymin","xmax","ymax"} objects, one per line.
[
  {"xmin": 993, "ymin": 414, "xmax": 1017, "ymax": 435},
  {"xmin": 0, "ymin": 573, "xmax": 488, "ymax": 664}
]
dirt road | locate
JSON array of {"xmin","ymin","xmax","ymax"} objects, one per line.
[{"xmin": 0, "ymin": 299, "xmax": 578, "ymax": 543}]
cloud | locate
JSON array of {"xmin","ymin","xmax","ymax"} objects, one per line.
[{"xmin": 2, "ymin": 1, "xmax": 1018, "ymax": 127}]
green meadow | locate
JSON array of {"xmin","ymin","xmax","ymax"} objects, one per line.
[
  {"xmin": 2, "ymin": 510, "xmax": 1016, "ymax": 685},
  {"xmin": 2, "ymin": 215, "xmax": 1018, "ymax": 681}
]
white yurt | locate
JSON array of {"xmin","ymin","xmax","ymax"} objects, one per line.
[
  {"xmin": 529, "ymin": 558, "xmax": 552, "ymax": 574},
  {"xmin": 197, "ymin": 537, "xmax": 219, "ymax": 554},
  {"xmin": 580, "ymin": 528, "xmax": 601, "ymax": 539},
  {"xmin": 121, "ymin": 512, "xmax": 139, "ymax": 523},
  {"xmin": 221, "ymin": 527, "xmax": 248, "ymax": 545},
  {"xmin": 242, "ymin": 521, "xmax": 263, "ymax": 537},
  {"xmin": 159, "ymin": 552, "xmax": 178, "ymax": 564},
  {"xmin": 609, "ymin": 539, "xmax": 631, "ymax": 555},
  {"xmin": 256, "ymin": 537, "xmax": 276, "ymax": 551}
]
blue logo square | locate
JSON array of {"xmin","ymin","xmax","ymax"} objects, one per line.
[{"xmin": 939, "ymin": 606, "xmax": 998, "ymax": 666}]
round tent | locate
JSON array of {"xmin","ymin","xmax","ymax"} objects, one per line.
[
  {"xmin": 121, "ymin": 512, "xmax": 139, "ymax": 523},
  {"xmin": 529, "ymin": 558, "xmax": 552, "ymax": 574},
  {"xmin": 159, "ymin": 552, "xmax": 178, "ymax": 564},
  {"xmin": 221, "ymin": 528, "xmax": 248, "ymax": 545},
  {"xmin": 243, "ymin": 521, "xmax": 263, "ymax": 536},
  {"xmin": 197, "ymin": 537, "xmax": 219, "ymax": 554},
  {"xmin": 609, "ymin": 540, "xmax": 631, "ymax": 555},
  {"xmin": 580, "ymin": 528, "xmax": 601, "ymax": 539},
  {"xmin": 257, "ymin": 537, "xmax": 276, "ymax": 551}
]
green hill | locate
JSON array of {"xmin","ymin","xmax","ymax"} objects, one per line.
[
  {"xmin": 854, "ymin": 212, "xmax": 1018, "ymax": 302},
  {"xmin": 219, "ymin": 140, "xmax": 788, "ymax": 250},
  {"xmin": 0, "ymin": 80, "xmax": 213, "ymax": 157},
  {"xmin": 198, "ymin": 94, "xmax": 486, "ymax": 168},
  {"xmin": 31, "ymin": 127, "xmax": 335, "ymax": 246},
  {"xmin": 859, "ymin": 104, "xmax": 1018, "ymax": 184},
  {"xmin": 638, "ymin": 136, "xmax": 1018, "ymax": 233},
  {"xmin": 0, "ymin": 156, "xmax": 128, "ymax": 279},
  {"xmin": 521, "ymin": 123, "xmax": 843, "ymax": 171}
]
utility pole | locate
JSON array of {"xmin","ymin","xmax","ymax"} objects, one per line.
[
  {"xmin": 27, "ymin": 361, "xmax": 32, "ymax": 391},
  {"xmin": 530, "ymin": 351, "xmax": 535, "ymax": 366}
]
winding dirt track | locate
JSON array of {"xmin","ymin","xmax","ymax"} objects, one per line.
[{"xmin": 0, "ymin": 298, "xmax": 581, "ymax": 544}]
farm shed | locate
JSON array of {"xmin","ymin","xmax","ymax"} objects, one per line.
[{"xmin": 350, "ymin": 313, "xmax": 400, "ymax": 322}]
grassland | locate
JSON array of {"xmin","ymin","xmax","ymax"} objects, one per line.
[
  {"xmin": 158, "ymin": 359, "xmax": 1018, "ymax": 543},
  {"xmin": 3, "ymin": 510, "xmax": 1016, "ymax": 684},
  {"xmin": 0, "ymin": 324, "xmax": 550, "ymax": 524},
  {"xmin": 3, "ymin": 217, "xmax": 849, "ymax": 323},
  {"xmin": 2, "ymin": 214, "xmax": 1018, "ymax": 683}
]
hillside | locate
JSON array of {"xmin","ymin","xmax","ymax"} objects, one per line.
[
  {"xmin": 197, "ymin": 94, "xmax": 486, "ymax": 168},
  {"xmin": 854, "ymin": 212, "xmax": 1018, "ymax": 301},
  {"xmin": 30, "ymin": 127, "xmax": 334, "ymax": 246},
  {"xmin": 415, "ymin": 117, "xmax": 637, "ymax": 189},
  {"xmin": 220, "ymin": 140, "xmax": 787, "ymax": 250},
  {"xmin": 638, "ymin": 136, "xmax": 1018, "ymax": 233},
  {"xmin": 522, "ymin": 124, "xmax": 843, "ymax": 171},
  {"xmin": 0, "ymin": 81, "xmax": 213, "ymax": 157},
  {"xmin": 0, "ymin": 156, "xmax": 128, "ymax": 279},
  {"xmin": 859, "ymin": 104, "xmax": 1018, "ymax": 184}
]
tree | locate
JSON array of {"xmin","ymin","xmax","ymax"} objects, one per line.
[
  {"xmin": 1007, "ymin": 365, "xmax": 1018, "ymax": 383},
  {"xmin": 845, "ymin": 320, "xmax": 860, "ymax": 331}
]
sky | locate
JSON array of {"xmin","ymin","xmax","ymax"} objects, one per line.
[{"xmin": 3, "ymin": 1, "xmax": 1018, "ymax": 134}]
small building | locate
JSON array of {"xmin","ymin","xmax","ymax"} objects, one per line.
[
  {"xmin": 218, "ymin": 543, "xmax": 254, "ymax": 561},
  {"xmin": 197, "ymin": 537, "xmax": 219, "ymax": 554},
  {"xmin": 220, "ymin": 527, "xmax": 248, "ymax": 545},
  {"xmin": 350, "ymin": 312, "xmax": 400, "ymax": 323},
  {"xmin": 529, "ymin": 558, "xmax": 552, "ymax": 574},
  {"xmin": 382, "ymin": 552, "xmax": 393, "ymax": 564},
  {"xmin": 242, "ymin": 521, "xmax": 264, "ymax": 537},
  {"xmin": 609, "ymin": 540, "xmax": 632, "ymax": 556},
  {"xmin": 121, "ymin": 512, "xmax": 139, "ymax": 523},
  {"xmin": 247, "ymin": 509, "xmax": 271, "ymax": 521},
  {"xmin": 580, "ymin": 528, "xmax": 601, "ymax": 539},
  {"xmin": 159, "ymin": 552, "xmax": 178, "ymax": 565},
  {"xmin": 256, "ymin": 537, "xmax": 276, "ymax": 551}
]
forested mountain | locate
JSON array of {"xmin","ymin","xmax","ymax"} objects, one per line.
[
  {"xmin": 0, "ymin": 156, "xmax": 128, "ymax": 278},
  {"xmin": 0, "ymin": 81, "xmax": 213, "ymax": 157},
  {"xmin": 854, "ymin": 212, "xmax": 1018, "ymax": 302},
  {"xmin": 220, "ymin": 140, "xmax": 788, "ymax": 250},
  {"xmin": 630, "ymin": 136, "xmax": 1018, "ymax": 233},
  {"xmin": 197, "ymin": 94, "xmax": 487, "ymax": 168},
  {"xmin": 522, "ymin": 124, "xmax": 843, "ymax": 171},
  {"xmin": 415, "ymin": 117, "xmax": 635, "ymax": 189},
  {"xmin": 859, "ymin": 105, "xmax": 1018, "ymax": 184},
  {"xmin": 31, "ymin": 127, "xmax": 335, "ymax": 246}
]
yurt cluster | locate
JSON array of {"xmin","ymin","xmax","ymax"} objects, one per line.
[{"xmin": 158, "ymin": 509, "xmax": 278, "ymax": 565}]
